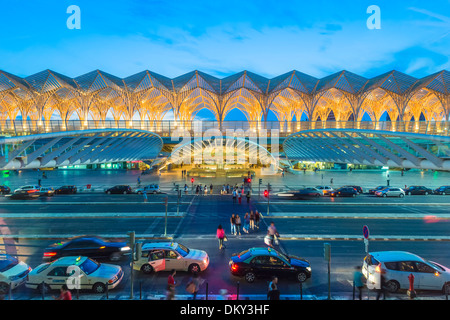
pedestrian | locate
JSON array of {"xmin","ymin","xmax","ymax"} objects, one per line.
[
  {"xmin": 235, "ymin": 214, "xmax": 242, "ymax": 236},
  {"xmin": 184, "ymin": 184, "xmax": 188, "ymax": 194},
  {"xmin": 210, "ymin": 184, "xmax": 213, "ymax": 194},
  {"xmin": 232, "ymin": 189, "xmax": 237, "ymax": 204},
  {"xmin": 196, "ymin": 185, "xmax": 200, "ymax": 195},
  {"xmin": 243, "ymin": 213, "xmax": 250, "ymax": 233},
  {"xmin": 204, "ymin": 185, "xmax": 208, "ymax": 196},
  {"xmin": 216, "ymin": 224, "xmax": 227, "ymax": 249},
  {"xmin": 143, "ymin": 190, "xmax": 148, "ymax": 202},
  {"xmin": 267, "ymin": 276, "xmax": 280, "ymax": 300},
  {"xmin": 137, "ymin": 176, "xmax": 141, "ymax": 186},
  {"xmin": 254, "ymin": 210, "xmax": 260, "ymax": 230},
  {"xmin": 353, "ymin": 266, "xmax": 365, "ymax": 300},
  {"xmin": 230, "ymin": 214, "xmax": 236, "ymax": 235},
  {"xmin": 54, "ymin": 284, "xmax": 72, "ymax": 300},
  {"xmin": 246, "ymin": 191, "xmax": 251, "ymax": 203},
  {"xmin": 249, "ymin": 211, "xmax": 255, "ymax": 231},
  {"xmin": 330, "ymin": 178, "xmax": 333, "ymax": 185},
  {"xmin": 226, "ymin": 184, "xmax": 230, "ymax": 194},
  {"xmin": 266, "ymin": 221, "xmax": 279, "ymax": 247},
  {"xmin": 186, "ymin": 272, "xmax": 204, "ymax": 300},
  {"xmin": 238, "ymin": 191, "xmax": 242, "ymax": 204},
  {"xmin": 166, "ymin": 269, "xmax": 177, "ymax": 300},
  {"xmin": 376, "ymin": 268, "xmax": 388, "ymax": 300}
]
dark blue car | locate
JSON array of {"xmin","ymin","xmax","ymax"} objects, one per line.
[{"xmin": 229, "ymin": 247, "xmax": 311, "ymax": 283}]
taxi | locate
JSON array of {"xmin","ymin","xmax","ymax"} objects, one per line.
[
  {"xmin": 133, "ymin": 242, "xmax": 209, "ymax": 274},
  {"xmin": 0, "ymin": 252, "xmax": 32, "ymax": 294},
  {"xmin": 26, "ymin": 256, "xmax": 123, "ymax": 294}
]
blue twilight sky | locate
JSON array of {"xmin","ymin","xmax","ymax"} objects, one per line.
[{"xmin": 0, "ymin": 0, "xmax": 449, "ymax": 81}]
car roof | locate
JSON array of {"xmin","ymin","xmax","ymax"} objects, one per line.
[
  {"xmin": 370, "ymin": 251, "xmax": 425, "ymax": 263},
  {"xmin": 52, "ymin": 256, "xmax": 88, "ymax": 266},
  {"xmin": 142, "ymin": 242, "xmax": 177, "ymax": 250},
  {"xmin": 243, "ymin": 247, "xmax": 281, "ymax": 257}
]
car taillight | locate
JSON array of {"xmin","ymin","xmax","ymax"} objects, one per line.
[
  {"xmin": 231, "ymin": 263, "xmax": 238, "ymax": 272},
  {"xmin": 44, "ymin": 252, "xmax": 57, "ymax": 257}
]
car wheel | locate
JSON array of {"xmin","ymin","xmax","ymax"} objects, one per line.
[
  {"xmin": 352, "ymin": 193, "xmax": 356, "ymax": 197},
  {"xmin": 107, "ymin": 191, "xmax": 111, "ymax": 194},
  {"xmin": 0, "ymin": 282, "xmax": 9, "ymax": 294},
  {"xmin": 442, "ymin": 282, "xmax": 450, "ymax": 294},
  {"xmin": 137, "ymin": 191, "xmax": 142, "ymax": 194},
  {"xmin": 385, "ymin": 280, "xmax": 400, "ymax": 293},
  {"xmin": 382, "ymin": 194, "xmax": 387, "ymax": 198},
  {"xmin": 443, "ymin": 192, "xmax": 447, "ymax": 195},
  {"xmin": 109, "ymin": 252, "xmax": 121, "ymax": 262},
  {"xmin": 399, "ymin": 193, "xmax": 404, "ymax": 198},
  {"xmin": 408, "ymin": 192, "xmax": 412, "ymax": 195},
  {"xmin": 141, "ymin": 264, "xmax": 154, "ymax": 274},
  {"xmin": 123, "ymin": 191, "xmax": 127, "ymax": 194},
  {"xmin": 425, "ymin": 192, "xmax": 429, "ymax": 195},
  {"xmin": 92, "ymin": 282, "xmax": 106, "ymax": 294},
  {"xmin": 38, "ymin": 283, "xmax": 51, "ymax": 294},
  {"xmin": 336, "ymin": 194, "xmax": 339, "ymax": 197},
  {"xmin": 245, "ymin": 272, "xmax": 256, "ymax": 283},
  {"xmin": 188, "ymin": 263, "xmax": 200, "ymax": 274},
  {"xmin": 297, "ymin": 271, "xmax": 307, "ymax": 283}
]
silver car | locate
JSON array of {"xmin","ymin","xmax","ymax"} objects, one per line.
[{"xmin": 375, "ymin": 187, "xmax": 405, "ymax": 198}]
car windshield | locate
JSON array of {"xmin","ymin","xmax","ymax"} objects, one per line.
[
  {"xmin": 428, "ymin": 261, "xmax": 445, "ymax": 272},
  {"xmin": 0, "ymin": 255, "xmax": 18, "ymax": 272},
  {"xmin": 79, "ymin": 258, "xmax": 100, "ymax": 275},
  {"xmin": 276, "ymin": 251, "xmax": 290, "ymax": 263},
  {"xmin": 175, "ymin": 243, "xmax": 190, "ymax": 257}
]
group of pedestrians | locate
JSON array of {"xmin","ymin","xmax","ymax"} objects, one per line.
[
  {"xmin": 195, "ymin": 184, "xmax": 213, "ymax": 195},
  {"xmin": 353, "ymin": 265, "xmax": 388, "ymax": 300},
  {"xmin": 166, "ymin": 269, "xmax": 205, "ymax": 300},
  {"xmin": 229, "ymin": 211, "xmax": 260, "ymax": 236}
]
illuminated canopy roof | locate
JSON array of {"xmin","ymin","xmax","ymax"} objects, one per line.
[{"xmin": 0, "ymin": 69, "xmax": 449, "ymax": 124}]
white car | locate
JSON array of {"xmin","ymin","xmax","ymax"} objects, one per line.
[
  {"xmin": 315, "ymin": 186, "xmax": 334, "ymax": 196},
  {"xmin": 375, "ymin": 187, "xmax": 405, "ymax": 198},
  {"xmin": 0, "ymin": 252, "xmax": 32, "ymax": 294},
  {"xmin": 14, "ymin": 185, "xmax": 41, "ymax": 193},
  {"xmin": 26, "ymin": 256, "xmax": 123, "ymax": 294},
  {"xmin": 362, "ymin": 251, "xmax": 450, "ymax": 293},
  {"xmin": 134, "ymin": 242, "xmax": 209, "ymax": 274},
  {"xmin": 135, "ymin": 184, "xmax": 160, "ymax": 194}
]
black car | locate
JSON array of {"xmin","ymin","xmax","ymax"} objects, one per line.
[
  {"xmin": 43, "ymin": 236, "xmax": 131, "ymax": 262},
  {"xmin": 404, "ymin": 186, "xmax": 433, "ymax": 195},
  {"xmin": 343, "ymin": 185, "xmax": 363, "ymax": 194},
  {"xmin": 0, "ymin": 185, "xmax": 10, "ymax": 195},
  {"xmin": 434, "ymin": 186, "xmax": 450, "ymax": 195},
  {"xmin": 8, "ymin": 190, "xmax": 40, "ymax": 200},
  {"xmin": 55, "ymin": 185, "xmax": 77, "ymax": 194},
  {"xmin": 105, "ymin": 185, "xmax": 132, "ymax": 194},
  {"xmin": 329, "ymin": 187, "xmax": 358, "ymax": 197},
  {"xmin": 368, "ymin": 186, "xmax": 388, "ymax": 195},
  {"xmin": 229, "ymin": 247, "xmax": 311, "ymax": 283}
]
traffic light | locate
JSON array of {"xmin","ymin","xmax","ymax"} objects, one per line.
[
  {"xmin": 191, "ymin": 178, "xmax": 194, "ymax": 183},
  {"xmin": 127, "ymin": 231, "xmax": 135, "ymax": 249},
  {"xmin": 134, "ymin": 242, "xmax": 142, "ymax": 261},
  {"xmin": 246, "ymin": 178, "xmax": 251, "ymax": 183},
  {"xmin": 268, "ymin": 183, "xmax": 272, "ymax": 191},
  {"xmin": 259, "ymin": 179, "xmax": 262, "ymax": 185},
  {"xmin": 264, "ymin": 190, "xmax": 269, "ymax": 197}
]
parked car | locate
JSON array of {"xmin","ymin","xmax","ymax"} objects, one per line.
[
  {"xmin": 294, "ymin": 188, "xmax": 322, "ymax": 198},
  {"xmin": 343, "ymin": 185, "xmax": 363, "ymax": 194},
  {"xmin": 229, "ymin": 247, "xmax": 311, "ymax": 283},
  {"xmin": 14, "ymin": 185, "xmax": 41, "ymax": 193},
  {"xmin": 0, "ymin": 252, "xmax": 32, "ymax": 294},
  {"xmin": 369, "ymin": 186, "xmax": 388, "ymax": 195},
  {"xmin": 0, "ymin": 185, "xmax": 11, "ymax": 195},
  {"xmin": 329, "ymin": 187, "xmax": 358, "ymax": 197},
  {"xmin": 8, "ymin": 190, "xmax": 40, "ymax": 200},
  {"xmin": 404, "ymin": 186, "xmax": 433, "ymax": 195},
  {"xmin": 362, "ymin": 251, "xmax": 450, "ymax": 293},
  {"xmin": 26, "ymin": 256, "xmax": 123, "ymax": 294},
  {"xmin": 375, "ymin": 187, "xmax": 405, "ymax": 198},
  {"xmin": 133, "ymin": 242, "xmax": 209, "ymax": 274},
  {"xmin": 39, "ymin": 187, "xmax": 55, "ymax": 197},
  {"xmin": 135, "ymin": 184, "xmax": 160, "ymax": 194},
  {"xmin": 315, "ymin": 186, "xmax": 333, "ymax": 196},
  {"xmin": 43, "ymin": 236, "xmax": 131, "ymax": 262},
  {"xmin": 55, "ymin": 185, "xmax": 77, "ymax": 194},
  {"xmin": 434, "ymin": 186, "xmax": 450, "ymax": 195},
  {"xmin": 105, "ymin": 185, "xmax": 132, "ymax": 194}
]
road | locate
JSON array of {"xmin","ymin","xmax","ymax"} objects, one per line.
[{"xmin": 1, "ymin": 190, "xmax": 449, "ymax": 300}]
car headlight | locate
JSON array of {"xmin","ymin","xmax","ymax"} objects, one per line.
[
  {"xmin": 120, "ymin": 246, "xmax": 131, "ymax": 252},
  {"xmin": 306, "ymin": 267, "xmax": 311, "ymax": 272}
]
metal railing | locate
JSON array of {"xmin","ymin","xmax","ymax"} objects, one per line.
[{"xmin": 1, "ymin": 120, "xmax": 448, "ymax": 137}]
